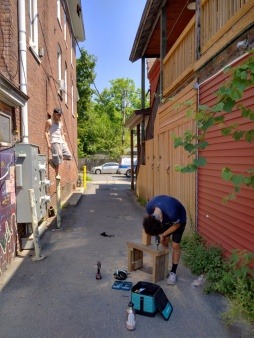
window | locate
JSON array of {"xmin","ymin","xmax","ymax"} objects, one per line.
[
  {"xmin": 57, "ymin": 0, "xmax": 61, "ymax": 24},
  {"xmin": 71, "ymin": 82, "xmax": 74, "ymax": 116},
  {"xmin": 70, "ymin": 35, "xmax": 73, "ymax": 66},
  {"xmin": 64, "ymin": 63, "xmax": 68, "ymax": 104},
  {"xmin": 29, "ymin": 0, "xmax": 38, "ymax": 53},
  {"xmin": 64, "ymin": 11, "xmax": 67, "ymax": 41},
  {"xmin": 0, "ymin": 112, "xmax": 12, "ymax": 146},
  {"xmin": 57, "ymin": 44, "xmax": 62, "ymax": 81}
]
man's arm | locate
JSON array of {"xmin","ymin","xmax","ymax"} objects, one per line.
[
  {"xmin": 161, "ymin": 223, "xmax": 180, "ymax": 238},
  {"xmin": 45, "ymin": 120, "xmax": 51, "ymax": 149},
  {"xmin": 60, "ymin": 123, "xmax": 66, "ymax": 143}
]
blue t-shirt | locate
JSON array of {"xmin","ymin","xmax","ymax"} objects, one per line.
[{"xmin": 146, "ymin": 195, "xmax": 186, "ymax": 224}]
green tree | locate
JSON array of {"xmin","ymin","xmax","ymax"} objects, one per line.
[
  {"xmin": 173, "ymin": 54, "xmax": 254, "ymax": 200},
  {"xmin": 76, "ymin": 49, "xmax": 97, "ymax": 156},
  {"xmin": 76, "ymin": 48, "xmax": 97, "ymax": 120},
  {"xmin": 76, "ymin": 49, "xmax": 148, "ymax": 158},
  {"xmin": 93, "ymin": 78, "xmax": 145, "ymax": 157}
]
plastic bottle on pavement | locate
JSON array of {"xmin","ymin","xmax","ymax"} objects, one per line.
[
  {"xmin": 191, "ymin": 274, "xmax": 206, "ymax": 287},
  {"xmin": 126, "ymin": 301, "xmax": 136, "ymax": 330}
]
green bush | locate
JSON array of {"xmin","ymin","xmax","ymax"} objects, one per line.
[
  {"xmin": 181, "ymin": 233, "xmax": 254, "ymax": 323},
  {"xmin": 137, "ymin": 196, "xmax": 147, "ymax": 207}
]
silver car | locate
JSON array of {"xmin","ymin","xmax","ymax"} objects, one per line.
[{"xmin": 90, "ymin": 162, "xmax": 119, "ymax": 174}]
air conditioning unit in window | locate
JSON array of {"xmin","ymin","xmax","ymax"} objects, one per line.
[{"xmin": 58, "ymin": 79, "xmax": 66, "ymax": 92}]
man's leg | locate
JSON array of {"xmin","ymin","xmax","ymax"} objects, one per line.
[
  {"xmin": 51, "ymin": 143, "xmax": 62, "ymax": 177},
  {"xmin": 62, "ymin": 143, "xmax": 72, "ymax": 160},
  {"xmin": 167, "ymin": 223, "xmax": 186, "ymax": 285},
  {"xmin": 172, "ymin": 241, "xmax": 181, "ymax": 265},
  {"xmin": 167, "ymin": 241, "xmax": 180, "ymax": 285}
]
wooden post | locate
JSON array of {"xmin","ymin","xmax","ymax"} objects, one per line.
[
  {"xmin": 142, "ymin": 229, "xmax": 151, "ymax": 246},
  {"xmin": 130, "ymin": 129, "xmax": 134, "ymax": 191},
  {"xmin": 195, "ymin": 0, "xmax": 201, "ymax": 60},
  {"xmin": 160, "ymin": 4, "xmax": 167, "ymax": 99}
]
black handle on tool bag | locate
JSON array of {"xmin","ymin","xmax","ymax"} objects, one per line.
[{"xmin": 140, "ymin": 296, "xmax": 144, "ymax": 313}]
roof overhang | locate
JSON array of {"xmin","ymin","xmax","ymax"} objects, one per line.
[
  {"xmin": 66, "ymin": 0, "xmax": 85, "ymax": 42},
  {"xmin": 130, "ymin": 0, "xmax": 195, "ymax": 62},
  {"xmin": 125, "ymin": 108, "xmax": 151, "ymax": 129},
  {"xmin": 130, "ymin": 0, "xmax": 164, "ymax": 62},
  {"xmin": 0, "ymin": 73, "xmax": 29, "ymax": 107}
]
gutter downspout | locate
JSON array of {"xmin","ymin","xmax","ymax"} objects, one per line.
[
  {"xmin": 18, "ymin": 0, "xmax": 29, "ymax": 143},
  {"xmin": 195, "ymin": 0, "xmax": 201, "ymax": 233},
  {"xmin": 140, "ymin": 57, "xmax": 146, "ymax": 167}
]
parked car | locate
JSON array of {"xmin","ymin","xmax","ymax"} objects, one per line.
[
  {"xmin": 117, "ymin": 156, "xmax": 137, "ymax": 175},
  {"xmin": 125, "ymin": 166, "xmax": 136, "ymax": 178},
  {"xmin": 90, "ymin": 162, "xmax": 119, "ymax": 174}
]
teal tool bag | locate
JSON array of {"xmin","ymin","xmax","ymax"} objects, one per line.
[{"xmin": 131, "ymin": 281, "xmax": 173, "ymax": 320}]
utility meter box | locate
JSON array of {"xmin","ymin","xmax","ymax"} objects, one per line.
[{"xmin": 15, "ymin": 144, "xmax": 50, "ymax": 223}]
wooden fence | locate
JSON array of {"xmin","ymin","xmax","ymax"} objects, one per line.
[{"xmin": 136, "ymin": 82, "xmax": 197, "ymax": 229}]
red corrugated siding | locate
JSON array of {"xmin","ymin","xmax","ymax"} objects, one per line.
[{"xmin": 198, "ymin": 56, "xmax": 254, "ymax": 255}]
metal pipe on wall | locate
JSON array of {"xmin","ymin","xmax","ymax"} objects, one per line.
[{"xmin": 18, "ymin": 0, "xmax": 29, "ymax": 143}]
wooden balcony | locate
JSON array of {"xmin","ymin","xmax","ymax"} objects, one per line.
[
  {"xmin": 163, "ymin": 17, "xmax": 195, "ymax": 97},
  {"xmin": 162, "ymin": 0, "xmax": 253, "ymax": 97}
]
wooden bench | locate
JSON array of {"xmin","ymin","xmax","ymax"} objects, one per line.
[{"xmin": 127, "ymin": 240, "xmax": 169, "ymax": 283}]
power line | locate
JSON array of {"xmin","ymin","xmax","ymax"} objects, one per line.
[{"xmin": 61, "ymin": 0, "xmax": 104, "ymax": 103}]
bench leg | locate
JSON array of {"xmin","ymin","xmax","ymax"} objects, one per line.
[
  {"xmin": 153, "ymin": 253, "xmax": 169, "ymax": 283},
  {"xmin": 141, "ymin": 229, "xmax": 151, "ymax": 246},
  {"xmin": 128, "ymin": 247, "xmax": 143, "ymax": 271}
]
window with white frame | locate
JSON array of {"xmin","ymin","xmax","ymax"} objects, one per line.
[
  {"xmin": 57, "ymin": 44, "xmax": 63, "ymax": 93},
  {"xmin": 71, "ymin": 82, "xmax": 74, "ymax": 116},
  {"xmin": 64, "ymin": 63, "xmax": 68, "ymax": 104},
  {"xmin": 64, "ymin": 11, "xmax": 67, "ymax": 41},
  {"xmin": 57, "ymin": 0, "xmax": 61, "ymax": 25},
  {"xmin": 29, "ymin": 0, "xmax": 38, "ymax": 53},
  {"xmin": 70, "ymin": 35, "xmax": 73, "ymax": 66},
  {"xmin": 57, "ymin": 44, "xmax": 62, "ymax": 80}
]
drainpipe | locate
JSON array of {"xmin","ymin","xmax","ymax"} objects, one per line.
[
  {"xmin": 160, "ymin": 4, "xmax": 167, "ymax": 100},
  {"xmin": 18, "ymin": 0, "xmax": 29, "ymax": 143},
  {"xmin": 195, "ymin": 0, "xmax": 201, "ymax": 60},
  {"xmin": 195, "ymin": 81, "xmax": 200, "ymax": 234},
  {"xmin": 141, "ymin": 57, "xmax": 146, "ymax": 142}
]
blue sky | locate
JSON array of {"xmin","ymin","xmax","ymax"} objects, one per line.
[{"xmin": 79, "ymin": 0, "xmax": 147, "ymax": 93}]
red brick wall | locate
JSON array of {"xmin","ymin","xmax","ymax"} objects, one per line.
[
  {"xmin": 0, "ymin": 0, "xmax": 79, "ymax": 206},
  {"xmin": 0, "ymin": 0, "xmax": 19, "ymax": 84},
  {"xmin": 23, "ymin": 0, "xmax": 78, "ymax": 203}
]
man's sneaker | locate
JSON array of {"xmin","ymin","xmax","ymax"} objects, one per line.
[
  {"xmin": 48, "ymin": 159, "xmax": 56, "ymax": 169},
  {"xmin": 167, "ymin": 272, "xmax": 177, "ymax": 285}
]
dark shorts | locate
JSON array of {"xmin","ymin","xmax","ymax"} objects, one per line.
[{"xmin": 170, "ymin": 222, "xmax": 186, "ymax": 244}]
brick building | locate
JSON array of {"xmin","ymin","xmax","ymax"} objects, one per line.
[{"xmin": 0, "ymin": 0, "xmax": 85, "ymax": 274}]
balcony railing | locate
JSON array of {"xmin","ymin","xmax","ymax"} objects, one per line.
[
  {"xmin": 163, "ymin": 17, "xmax": 195, "ymax": 97},
  {"xmin": 162, "ymin": 0, "xmax": 252, "ymax": 97},
  {"xmin": 201, "ymin": 0, "xmax": 249, "ymax": 53}
]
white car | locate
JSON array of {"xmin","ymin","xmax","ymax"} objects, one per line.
[
  {"xmin": 90, "ymin": 162, "xmax": 119, "ymax": 174},
  {"xmin": 117, "ymin": 157, "xmax": 137, "ymax": 175}
]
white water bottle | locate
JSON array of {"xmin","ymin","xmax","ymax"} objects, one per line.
[{"xmin": 126, "ymin": 301, "xmax": 136, "ymax": 330}]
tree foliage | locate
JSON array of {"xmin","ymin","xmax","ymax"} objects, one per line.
[
  {"xmin": 76, "ymin": 49, "xmax": 147, "ymax": 159},
  {"xmin": 76, "ymin": 48, "xmax": 97, "ymax": 121},
  {"xmin": 173, "ymin": 54, "xmax": 254, "ymax": 200}
]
